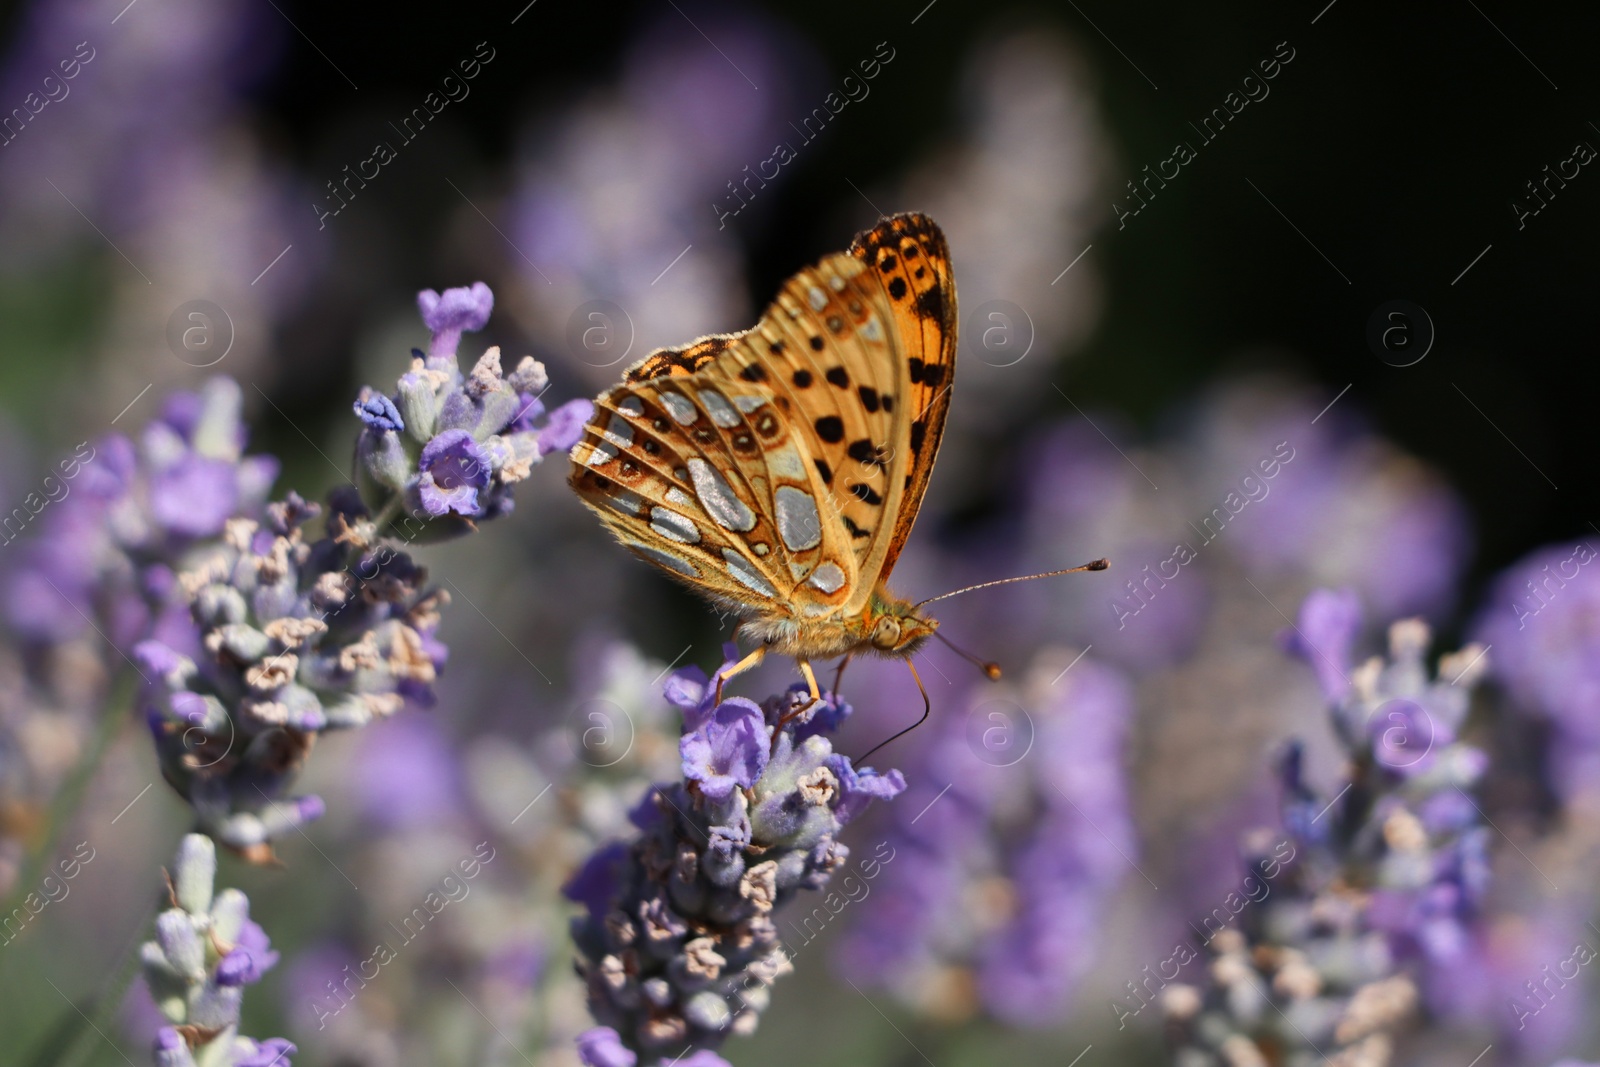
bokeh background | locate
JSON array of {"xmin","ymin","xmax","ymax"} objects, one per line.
[{"xmin": 0, "ymin": 0, "xmax": 1597, "ymax": 1065}]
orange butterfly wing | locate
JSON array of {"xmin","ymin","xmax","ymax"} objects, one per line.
[{"xmin": 569, "ymin": 213, "xmax": 957, "ymax": 632}]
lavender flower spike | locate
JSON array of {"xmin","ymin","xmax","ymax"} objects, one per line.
[
  {"xmin": 567, "ymin": 677, "xmax": 903, "ymax": 1059},
  {"xmin": 143, "ymin": 834, "xmax": 296, "ymax": 1066},
  {"xmin": 352, "ymin": 281, "xmax": 593, "ymax": 540},
  {"xmin": 136, "ymin": 490, "xmax": 446, "ymax": 859},
  {"xmin": 1165, "ymin": 595, "xmax": 1492, "ymax": 1065}
]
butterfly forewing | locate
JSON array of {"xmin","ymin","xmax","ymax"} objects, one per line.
[
  {"xmin": 846, "ymin": 214, "xmax": 957, "ymax": 578},
  {"xmin": 569, "ymin": 213, "xmax": 957, "ymax": 638}
]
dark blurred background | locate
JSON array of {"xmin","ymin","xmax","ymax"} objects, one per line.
[{"xmin": 5, "ymin": 0, "xmax": 1593, "ymax": 611}]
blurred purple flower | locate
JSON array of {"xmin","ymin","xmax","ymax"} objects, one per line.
[
  {"xmin": 838, "ymin": 651, "xmax": 1134, "ymax": 1025},
  {"xmin": 215, "ymin": 918, "xmax": 279, "ymax": 986},
  {"xmin": 1165, "ymin": 597, "xmax": 1494, "ymax": 1063},
  {"xmin": 234, "ymin": 1040, "xmax": 297, "ymax": 1067},
  {"xmin": 352, "ymin": 712, "xmax": 461, "ymax": 830},
  {"xmin": 538, "ymin": 398, "xmax": 594, "ymax": 455},
  {"xmin": 1286, "ymin": 586, "xmax": 1361, "ymax": 702},
  {"xmin": 1473, "ymin": 539, "xmax": 1600, "ymax": 799},
  {"xmin": 577, "ymin": 1028, "xmax": 636, "ymax": 1067},
  {"xmin": 4, "ymin": 378, "xmax": 276, "ymax": 648}
]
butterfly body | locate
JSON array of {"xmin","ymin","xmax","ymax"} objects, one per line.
[
  {"xmin": 736, "ymin": 587, "xmax": 937, "ymax": 662},
  {"xmin": 570, "ymin": 213, "xmax": 957, "ymax": 683}
]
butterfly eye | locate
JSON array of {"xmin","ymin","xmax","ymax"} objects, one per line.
[{"xmin": 871, "ymin": 616, "xmax": 902, "ymax": 650}]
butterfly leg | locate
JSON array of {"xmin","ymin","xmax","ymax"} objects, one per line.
[
  {"xmin": 770, "ymin": 658, "xmax": 824, "ymax": 748},
  {"xmin": 799, "ymin": 660, "xmax": 822, "ymax": 705},
  {"xmin": 713, "ymin": 644, "xmax": 767, "ymax": 704},
  {"xmin": 830, "ymin": 655, "xmax": 853, "ymax": 702}
]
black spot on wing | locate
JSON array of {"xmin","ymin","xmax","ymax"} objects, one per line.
[
  {"xmin": 740, "ymin": 363, "xmax": 768, "ymax": 382},
  {"xmin": 814, "ymin": 458, "xmax": 834, "ymax": 485},
  {"xmin": 847, "ymin": 439, "xmax": 886, "ymax": 469},
  {"xmin": 848, "ymin": 483, "xmax": 883, "ymax": 506},
  {"xmin": 825, "ymin": 367, "xmax": 849, "ymax": 388},
  {"xmin": 815, "ymin": 416, "xmax": 844, "ymax": 443},
  {"xmin": 857, "ymin": 386, "xmax": 879, "ymax": 413},
  {"xmin": 842, "ymin": 515, "xmax": 871, "ymax": 540},
  {"xmin": 910, "ymin": 420, "xmax": 927, "ymax": 455},
  {"xmin": 793, "ymin": 369, "xmax": 813, "ymax": 388},
  {"xmin": 888, "ymin": 277, "xmax": 908, "ymax": 301},
  {"xmin": 809, "ymin": 336, "xmax": 825, "ymax": 351},
  {"xmin": 914, "ymin": 285, "xmax": 943, "ymax": 323}
]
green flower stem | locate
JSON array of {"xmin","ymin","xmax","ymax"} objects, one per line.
[{"xmin": 0, "ymin": 669, "xmax": 135, "ymax": 982}]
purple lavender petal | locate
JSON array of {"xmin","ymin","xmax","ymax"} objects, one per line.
[
  {"xmin": 417, "ymin": 282, "xmax": 493, "ymax": 361},
  {"xmin": 149, "ymin": 455, "xmax": 239, "ymax": 538},
  {"xmin": 538, "ymin": 398, "xmax": 595, "ymax": 455},
  {"xmin": 1289, "ymin": 587, "xmax": 1362, "ymax": 703},
  {"xmin": 234, "ymin": 1038, "xmax": 297, "ymax": 1067},
  {"xmin": 353, "ymin": 391, "xmax": 405, "ymax": 433},
  {"xmin": 575, "ymin": 1026, "xmax": 637, "ymax": 1067},
  {"xmin": 680, "ymin": 698, "xmax": 768, "ymax": 799},
  {"xmin": 563, "ymin": 841, "xmax": 630, "ymax": 921},
  {"xmin": 416, "ymin": 429, "xmax": 490, "ymax": 516},
  {"xmin": 352, "ymin": 713, "xmax": 461, "ymax": 829}
]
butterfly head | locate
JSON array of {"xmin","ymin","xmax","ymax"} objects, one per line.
[{"xmin": 865, "ymin": 593, "xmax": 938, "ymax": 657}]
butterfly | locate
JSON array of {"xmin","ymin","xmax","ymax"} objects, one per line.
[{"xmin": 569, "ymin": 213, "xmax": 1104, "ymax": 721}]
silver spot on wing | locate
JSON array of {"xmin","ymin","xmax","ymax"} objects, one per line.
[
  {"xmin": 601, "ymin": 413, "xmax": 634, "ymax": 449},
  {"xmin": 806, "ymin": 561, "xmax": 846, "ymax": 594},
  {"xmin": 722, "ymin": 548, "xmax": 775, "ymax": 597},
  {"xmin": 659, "ymin": 391, "xmax": 699, "ymax": 425},
  {"xmin": 698, "ymin": 390, "xmax": 741, "ymax": 428},
  {"xmin": 597, "ymin": 489, "xmax": 644, "ymax": 516},
  {"xmin": 774, "ymin": 485, "xmax": 821, "ymax": 551},
  {"xmin": 688, "ymin": 459, "xmax": 756, "ymax": 532},
  {"xmin": 624, "ymin": 539, "xmax": 698, "ymax": 577},
  {"xmin": 649, "ymin": 507, "xmax": 701, "ymax": 544}
]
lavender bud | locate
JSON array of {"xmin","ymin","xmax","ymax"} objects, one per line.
[
  {"xmin": 172, "ymin": 834, "xmax": 216, "ymax": 915},
  {"xmin": 359, "ymin": 427, "xmax": 414, "ymax": 491},
  {"xmin": 155, "ymin": 910, "xmax": 206, "ymax": 982}
]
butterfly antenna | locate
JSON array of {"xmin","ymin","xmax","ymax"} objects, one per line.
[
  {"xmin": 935, "ymin": 631, "xmax": 1002, "ymax": 681},
  {"xmin": 914, "ymin": 558, "xmax": 1110, "ymax": 609},
  {"xmin": 856, "ymin": 660, "xmax": 932, "ymax": 764}
]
